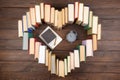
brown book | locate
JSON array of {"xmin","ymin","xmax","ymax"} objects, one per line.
[
  {"xmin": 68, "ymin": 4, "xmax": 74, "ymax": 23},
  {"xmin": 30, "ymin": 8, "xmax": 36, "ymax": 26},
  {"xmin": 45, "ymin": 49, "xmax": 49, "ymax": 66},
  {"xmin": 92, "ymin": 34, "xmax": 97, "ymax": 51},
  {"xmin": 64, "ymin": 7, "xmax": 68, "ymax": 24},
  {"xmin": 50, "ymin": 7, "xmax": 55, "ymax": 24},
  {"xmin": 62, "ymin": 9, "xmax": 65, "ymax": 26},
  {"xmin": 45, "ymin": 4, "xmax": 51, "ymax": 23},
  {"xmin": 34, "ymin": 41, "xmax": 40, "ymax": 59},
  {"xmin": 29, "ymin": 38, "xmax": 35, "ymax": 55},
  {"xmin": 79, "ymin": 45, "xmax": 86, "ymax": 62},
  {"xmin": 74, "ymin": 2, "xmax": 79, "ymax": 19},
  {"xmin": 40, "ymin": 3, "xmax": 44, "ymax": 20},
  {"xmin": 59, "ymin": 60, "xmax": 65, "ymax": 77},
  {"xmin": 18, "ymin": 20, "xmax": 23, "ymax": 37},
  {"xmin": 70, "ymin": 52, "xmax": 75, "ymax": 70}
]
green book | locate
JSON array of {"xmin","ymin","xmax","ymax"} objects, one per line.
[{"xmin": 28, "ymin": 32, "xmax": 33, "ymax": 38}]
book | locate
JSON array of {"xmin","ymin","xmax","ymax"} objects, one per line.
[
  {"xmin": 62, "ymin": 9, "xmax": 65, "ymax": 26},
  {"xmin": 38, "ymin": 45, "xmax": 46, "ymax": 64},
  {"xmin": 35, "ymin": 5, "xmax": 41, "ymax": 24},
  {"xmin": 59, "ymin": 60, "xmax": 65, "ymax": 77},
  {"xmin": 84, "ymin": 11, "xmax": 93, "ymax": 30},
  {"xmin": 40, "ymin": 3, "xmax": 44, "ymax": 20},
  {"xmin": 26, "ymin": 12, "xmax": 32, "ymax": 28},
  {"xmin": 67, "ymin": 56, "xmax": 71, "ymax": 73},
  {"xmin": 34, "ymin": 41, "xmax": 40, "ymax": 59},
  {"xmin": 39, "ymin": 26, "xmax": 62, "ymax": 49},
  {"xmin": 68, "ymin": 4, "xmax": 74, "ymax": 23},
  {"xmin": 82, "ymin": 6, "xmax": 89, "ymax": 26},
  {"xmin": 50, "ymin": 7, "xmax": 55, "ymax": 24},
  {"xmin": 64, "ymin": 7, "xmax": 68, "ymax": 24},
  {"xmin": 79, "ymin": 45, "xmax": 86, "ymax": 62},
  {"xmin": 74, "ymin": 50, "xmax": 80, "ymax": 68},
  {"xmin": 45, "ymin": 4, "xmax": 51, "ymax": 23},
  {"xmin": 56, "ymin": 59, "xmax": 59, "ymax": 75},
  {"xmin": 70, "ymin": 52, "xmax": 75, "ymax": 70},
  {"xmin": 29, "ymin": 38, "xmax": 35, "ymax": 55},
  {"xmin": 97, "ymin": 24, "xmax": 101, "ymax": 40},
  {"xmin": 48, "ymin": 51, "xmax": 52, "ymax": 71},
  {"xmin": 57, "ymin": 11, "xmax": 62, "ymax": 29},
  {"xmin": 82, "ymin": 39, "xmax": 93, "ymax": 57},
  {"xmin": 51, "ymin": 54, "xmax": 56, "ymax": 74},
  {"xmin": 92, "ymin": 34, "xmax": 97, "ymax": 51},
  {"xmin": 76, "ymin": 3, "xmax": 84, "ymax": 24},
  {"xmin": 64, "ymin": 58, "xmax": 68, "ymax": 76},
  {"xmin": 92, "ymin": 16, "xmax": 98, "ymax": 34},
  {"xmin": 22, "ymin": 32, "xmax": 28, "ymax": 50},
  {"xmin": 22, "ymin": 15, "xmax": 28, "ymax": 31},
  {"xmin": 45, "ymin": 49, "xmax": 49, "ymax": 66},
  {"xmin": 54, "ymin": 10, "xmax": 58, "ymax": 28},
  {"xmin": 30, "ymin": 8, "xmax": 36, "ymax": 26},
  {"xmin": 74, "ymin": 2, "xmax": 79, "ymax": 19},
  {"xmin": 18, "ymin": 20, "xmax": 23, "ymax": 37}
]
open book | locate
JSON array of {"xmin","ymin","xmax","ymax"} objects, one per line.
[{"xmin": 39, "ymin": 26, "xmax": 62, "ymax": 49}]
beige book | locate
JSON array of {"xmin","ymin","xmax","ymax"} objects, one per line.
[
  {"xmin": 50, "ymin": 7, "xmax": 55, "ymax": 24},
  {"xmin": 64, "ymin": 58, "xmax": 68, "ymax": 76},
  {"xmin": 56, "ymin": 59, "xmax": 59, "ymax": 75},
  {"xmin": 48, "ymin": 51, "xmax": 52, "ymax": 71},
  {"xmin": 59, "ymin": 60, "xmax": 65, "ymax": 77},
  {"xmin": 22, "ymin": 15, "xmax": 28, "ymax": 31},
  {"xmin": 82, "ymin": 6, "xmax": 89, "ymax": 26},
  {"xmin": 45, "ymin": 49, "xmax": 49, "ymax": 66},
  {"xmin": 57, "ymin": 11, "xmax": 62, "ymax": 29},
  {"xmin": 74, "ymin": 2, "xmax": 79, "ymax": 19},
  {"xmin": 18, "ymin": 20, "xmax": 23, "ymax": 37},
  {"xmin": 68, "ymin": 4, "xmax": 74, "ymax": 23},
  {"xmin": 67, "ymin": 56, "xmax": 71, "ymax": 73},
  {"xmin": 74, "ymin": 50, "xmax": 80, "ymax": 68},
  {"xmin": 51, "ymin": 54, "xmax": 56, "ymax": 74},
  {"xmin": 92, "ymin": 16, "xmax": 98, "ymax": 34},
  {"xmin": 64, "ymin": 7, "xmax": 68, "ymax": 24},
  {"xmin": 30, "ymin": 8, "xmax": 36, "ymax": 25},
  {"xmin": 92, "ymin": 34, "xmax": 97, "ymax": 51},
  {"xmin": 40, "ymin": 3, "xmax": 44, "ymax": 20},
  {"xmin": 76, "ymin": 3, "xmax": 84, "ymax": 24},
  {"xmin": 97, "ymin": 24, "xmax": 101, "ymax": 40},
  {"xmin": 26, "ymin": 12, "xmax": 32, "ymax": 28},
  {"xmin": 29, "ymin": 38, "xmax": 35, "ymax": 55},
  {"xmin": 62, "ymin": 9, "xmax": 65, "ymax": 26},
  {"xmin": 35, "ymin": 5, "xmax": 41, "ymax": 24},
  {"xmin": 88, "ymin": 11, "xmax": 93, "ymax": 28},
  {"xmin": 79, "ymin": 45, "xmax": 86, "ymax": 62},
  {"xmin": 54, "ymin": 10, "xmax": 58, "ymax": 28},
  {"xmin": 34, "ymin": 42, "xmax": 40, "ymax": 59},
  {"xmin": 70, "ymin": 52, "xmax": 75, "ymax": 70},
  {"xmin": 45, "ymin": 4, "xmax": 51, "ymax": 23}
]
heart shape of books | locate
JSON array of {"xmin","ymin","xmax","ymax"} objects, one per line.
[{"xmin": 18, "ymin": 2, "xmax": 102, "ymax": 77}]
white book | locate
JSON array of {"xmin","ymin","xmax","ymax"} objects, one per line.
[
  {"xmin": 97, "ymin": 24, "xmax": 101, "ymax": 40},
  {"xmin": 30, "ymin": 8, "xmax": 36, "ymax": 25},
  {"xmin": 70, "ymin": 52, "xmax": 75, "ymax": 70},
  {"xmin": 67, "ymin": 56, "xmax": 71, "ymax": 73},
  {"xmin": 22, "ymin": 15, "xmax": 28, "ymax": 31},
  {"xmin": 82, "ymin": 6, "xmax": 89, "ymax": 26},
  {"xmin": 22, "ymin": 32, "xmax": 28, "ymax": 50},
  {"xmin": 82, "ymin": 39, "xmax": 93, "ymax": 56},
  {"xmin": 40, "ymin": 3, "xmax": 44, "ymax": 20},
  {"xmin": 38, "ymin": 45, "xmax": 46, "ymax": 64},
  {"xmin": 18, "ymin": 20, "xmax": 23, "ymax": 37},
  {"xmin": 26, "ymin": 12, "xmax": 32, "ymax": 28},
  {"xmin": 76, "ymin": 3, "xmax": 84, "ymax": 24},
  {"xmin": 29, "ymin": 38, "xmax": 35, "ymax": 55},
  {"xmin": 35, "ymin": 5, "xmax": 41, "ymax": 23},
  {"xmin": 51, "ymin": 54, "xmax": 56, "ymax": 74},
  {"xmin": 74, "ymin": 50, "xmax": 80, "ymax": 68},
  {"xmin": 88, "ymin": 11, "xmax": 93, "ymax": 28},
  {"xmin": 74, "ymin": 2, "xmax": 79, "ymax": 19},
  {"xmin": 92, "ymin": 16, "xmax": 98, "ymax": 34},
  {"xmin": 68, "ymin": 4, "xmax": 74, "ymax": 23},
  {"xmin": 64, "ymin": 58, "xmax": 68, "ymax": 76}
]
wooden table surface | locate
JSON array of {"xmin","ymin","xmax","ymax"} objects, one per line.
[{"xmin": 0, "ymin": 0, "xmax": 120, "ymax": 80}]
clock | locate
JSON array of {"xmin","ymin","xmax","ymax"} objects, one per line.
[{"xmin": 66, "ymin": 30, "xmax": 78, "ymax": 43}]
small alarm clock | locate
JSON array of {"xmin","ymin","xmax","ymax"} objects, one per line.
[{"xmin": 66, "ymin": 30, "xmax": 77, "ymax": 43}]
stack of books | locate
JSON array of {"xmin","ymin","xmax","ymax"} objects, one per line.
[{"xmin": 17, "ymin": 1, "xmax": 102, "ymax": 77}]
